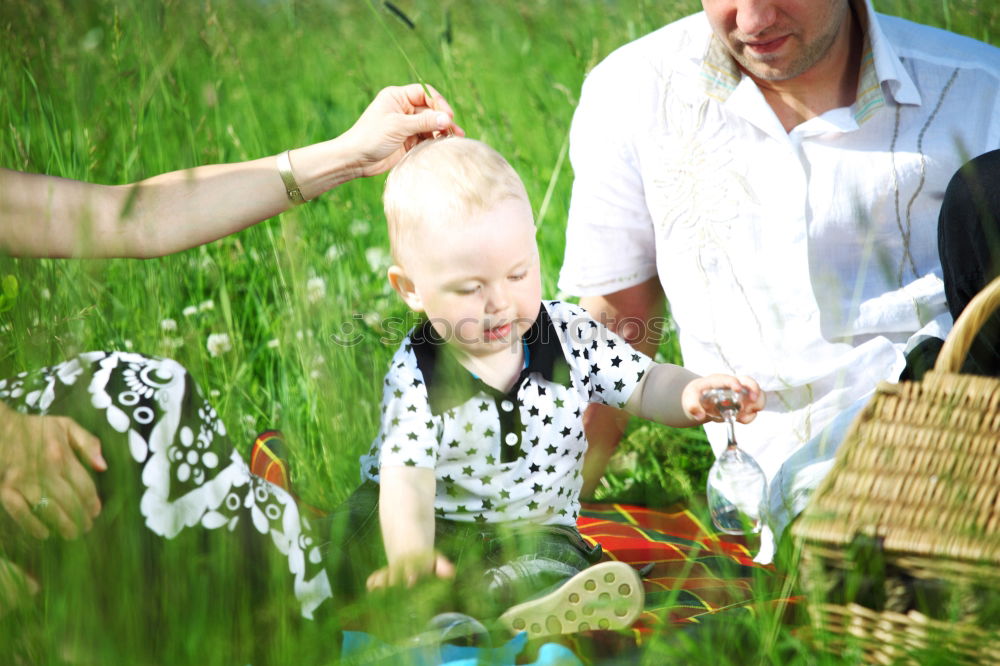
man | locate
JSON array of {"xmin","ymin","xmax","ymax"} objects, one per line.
[{"xmin": 559, "ymin": 0, "xmax": 1000, "ymax": 560}]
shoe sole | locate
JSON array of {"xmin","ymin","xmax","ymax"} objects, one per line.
[{"xmin": 498, "ymin": 561, "xmax": 644, "ymax": 638}]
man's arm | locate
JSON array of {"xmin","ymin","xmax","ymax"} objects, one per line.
[
  {"xmin": 0, "ymin": 84, "xmax": 462, "ymax": 259},
  {"xmin": 366, "ymin": 466, "xmax": 454, "ymax": 590},
  {"xmin": 579, "ymin": 276, "xmax": 665, "ymax": 498}
]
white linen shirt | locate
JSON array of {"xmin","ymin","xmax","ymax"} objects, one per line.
[
  {"xmin": 359, "ymin": 300, "xmax": 653, "ymax": 527},
  {"xmin": 559, "ymin": 0, "xmax": 1000, "ymax": 480}
]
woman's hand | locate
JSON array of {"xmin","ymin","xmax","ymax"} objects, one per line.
[{"xmin": 0, "ymin": 407, "xmax": 106, "ymax": 539}]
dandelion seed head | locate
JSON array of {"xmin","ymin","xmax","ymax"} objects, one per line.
[
  {"xmin": 183, "ymin": 305, "xmax": 198, "ymax": 317},
  {"xmin": 206, "ymin": 332, "xmax": 232, "ymax": 357},
  {"xmin": 160, "ymin": 318, "xmax": 178, "ymax": 332}
]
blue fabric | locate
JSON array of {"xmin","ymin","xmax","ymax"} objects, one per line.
[{"xmin": 341, "ymin": 630, "xmax": 583, "ymax": 665}]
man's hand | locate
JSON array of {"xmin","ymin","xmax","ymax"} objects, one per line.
[
  {"xmin": 681, "ymin": 374, "xmax": 765, "ymax": 425},
  {"xmin": 365, "ymin": 550, "xmax": 455, "ymax": 591},
  {"xmin": 0, "ymin": 408, "xmax": 106, "ymax": 539},
  {"xmin": 342, "ymin": 83, "xmax": 465, "ymax": 178}
]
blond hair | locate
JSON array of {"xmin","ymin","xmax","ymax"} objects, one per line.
[{"xmin": 383, "ymin": 137, "xmax": 529, "ymax": 266}]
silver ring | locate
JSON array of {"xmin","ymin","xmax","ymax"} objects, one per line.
[{"xmin": 32, "ymin": 497, "xmax": 49, "ymax": 514}]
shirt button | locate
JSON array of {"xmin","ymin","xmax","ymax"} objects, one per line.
[
  {"xmin": 505, "ymin": 433, "xmax": 519, "ymax": 445},
  {"xmin": 500, "ymin": 400, "xmax": 514, "ymax": 412}
]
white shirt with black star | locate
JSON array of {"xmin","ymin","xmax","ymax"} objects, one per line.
[{"xmin": 359, "ymin": 300, "xmax": 653, "ymax": 527}]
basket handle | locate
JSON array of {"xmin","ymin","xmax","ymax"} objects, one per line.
[{"xmin": 935, "ymin": 274, "xmax": 1000, "ymax": 373}]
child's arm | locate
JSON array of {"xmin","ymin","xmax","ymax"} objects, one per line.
[
  {"xmin": 623, "ymin": 364, "xmax": 764, "ymax": 426},
  {"xmin": 366, "ymin": 466, "xmax": 455, "ymax": 590}
]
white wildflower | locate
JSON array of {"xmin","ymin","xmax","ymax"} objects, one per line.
[
  {"xmin": 349, "ymin": 219, "xmax": 371, "ymax": 236},
  {"xmin": 243, "ymin": 414, "xmax": 256, "ymax": 426},
  {"xmin": 266, "ymin": 338, "xmax": 280, "ymax": 349},
  {"xmin": 209, "ymin": 389, "xmax": 221, "ymax": 398},
  {"xmin": 306, "ymin": 277, "xmax": 327, "ymax": 304},
  {"xmin": 160, "ymin": 318, "xmax": 177, "ymax": 332},
  {"xmin": 365, "ymin": 247, "xmax": 391, "ymax": 273},
  {"xmin": 206, "ymin": 332, "xmax": 232, "ymax": 357},
  {"xmin": 199, "ymin": 300, "xmax": 215, "ymax": 312},
  {"xmin": 183, "ymin": 305, "xmax": 198, "ymax": 317},
  {"xmin": 123, "ymin": 339, "xmax": 133, "ymax": 350},
  {"xmin": 310, "ymin": 369, "xmax": 322, "ymax": 379},
  {"xmin": 40, "ymin": 288, "xmax": 51, "ymax": 301},
  {"xmin": 163, "ymin": 337, "xmax": 184, "ymax": 350},
  {"xmin": 325, "ymin": 245, "xmax": 342, "ymax": 262},
  {"xmin": 362, "ymin": 312, "xmax": 380, "ymax": 328}
]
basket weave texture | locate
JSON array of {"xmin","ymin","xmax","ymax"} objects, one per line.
[{"xmin": 793, "ymin": 276, "xmax": 1000, "ymax": 664}]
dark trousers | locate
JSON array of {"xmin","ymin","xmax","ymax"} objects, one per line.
[
  {"xmin": 322, "ymin": 481, "xmax": 601, "ymax": 619},
  {"xmin": 937, "ymin": 149, "xmax": 1000, "ymax": 377}
]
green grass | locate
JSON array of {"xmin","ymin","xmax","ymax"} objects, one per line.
[{"xmin": 0, "ymin": 0, "xmax": 997, "ymax": 663}]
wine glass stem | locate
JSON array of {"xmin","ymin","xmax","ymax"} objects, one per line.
[{"xmin": 724, "ymin": 413, "xmax": 737, "ymax": 448}]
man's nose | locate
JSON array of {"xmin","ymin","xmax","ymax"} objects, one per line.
[{"xmin": 734, "ymin": 0, "xmax": 778, "ymax": 36}]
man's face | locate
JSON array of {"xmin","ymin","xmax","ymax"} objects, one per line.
[{"xmin": 702, "ymin": 0, "xmax": 852, "ymax": 82}]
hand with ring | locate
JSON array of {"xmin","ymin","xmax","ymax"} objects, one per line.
[{"xmin": 0, "ymin": 403, "xmax": 106, "ymax": 539}]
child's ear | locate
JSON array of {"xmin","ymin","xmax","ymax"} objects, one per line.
[{"xmin": 387, "ymin": 265, "xmax": 423, "ymax": 311}]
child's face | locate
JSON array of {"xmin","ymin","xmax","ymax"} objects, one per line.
[{"xmin": 393, "ymin": 195, "xmax": 541, "ymax": 358}]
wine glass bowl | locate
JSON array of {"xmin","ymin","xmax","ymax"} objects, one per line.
[{"xmin": 702, "ymin": 388, "xmax": 768, "ymax": 535}]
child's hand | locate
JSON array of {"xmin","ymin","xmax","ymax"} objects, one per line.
[
  {"xmin": 366, "ymin": 550, "xmax": 455, "ymax": 591},
  {"xmin": 681, "ymin": 374, "xmax": 765, "ymax": 425}
]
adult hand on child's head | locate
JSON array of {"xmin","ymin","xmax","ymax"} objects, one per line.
[
  {"xmin": 0, "ymin": 408, "xmax": 106, "ymax": 540},
  {"xmin": 681, "ymin": 374, "xmax": 765, "ymax": 425},
  {"xmin": 343, "ymin": 83, "xmax": 465, "ymax": 178},
  {"xmin": 366, "ymin": 550, "xmax": 455, "ymax": 591}
]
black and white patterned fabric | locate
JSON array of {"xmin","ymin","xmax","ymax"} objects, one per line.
[
  {"xmin": 359, "ymin": 301, "xmax": 653, "ymax": 527},
  {"xmin": 0, "ymin": 351, "xmax": 332, "ymax": 618}
]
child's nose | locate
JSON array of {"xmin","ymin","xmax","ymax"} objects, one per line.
[{"xmin": 485, "ymin": 285, "xmax": 509, "ymax": 312}]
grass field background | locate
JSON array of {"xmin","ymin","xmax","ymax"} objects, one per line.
[{"xmin": 1, "ymin": 0, "xmax": 998, "ymax": 663}]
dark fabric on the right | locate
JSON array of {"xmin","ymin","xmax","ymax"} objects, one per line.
[{"xmin": 938, "ymin": 149, "xmax": 1000, "ymax": 377}]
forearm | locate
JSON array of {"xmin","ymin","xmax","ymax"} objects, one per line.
[
  {"xmin": 626, "ymin": 362, "xmax": 702, "ymax": 427},
  {"xmin": 378, "ymin": 466, "xmax": 437, "ymax": 566},
  {"xmin": 0, "ymin": 138, "xmax": 359, "ymax": 259}
]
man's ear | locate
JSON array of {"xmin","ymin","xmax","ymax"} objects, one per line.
[{"xmin": 387, "ymin": 265, "xmax": 423, "ymax": 311}]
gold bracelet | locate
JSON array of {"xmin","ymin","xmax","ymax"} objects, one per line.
[{"xmin": 276, "ymin": 149, "xmax": 307, "ymax": 205}]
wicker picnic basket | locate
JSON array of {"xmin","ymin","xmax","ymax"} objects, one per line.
[{"xmin": 793, "ymin": 275, "xmax": 1000, "ymax": 664}]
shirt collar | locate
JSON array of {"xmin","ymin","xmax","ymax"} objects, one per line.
[
  {"xmin": 698, "ymin": 0, "xmax": 921, "ymax": 121},
  {"xmin": 410, "ymin": 303, "xmax": 572, "ymax": 416}
]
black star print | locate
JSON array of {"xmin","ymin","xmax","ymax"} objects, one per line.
[
  {"xmin": 574, "ymin": 407, "xmax": 581, "ymax": 418},
  {"xmin": 637, "ymin": 369, "xmax": 645, "ymax": 382},
  {"xmin": 582, "ymin": 376, "xmax": 590, "ymax": 386},
  {"xmin": 632, "ymin": 353, "xmax": 641, "ymax": 362},
  {"xmin": 404, "ymin": 344, "xmax": 412, "ymax": 354},
  {"xmin": 594, "ymin": 383, "xmax": 604, "ymax": 393},
  {"xmin": 590, "ymin": 363, "xmax": 599, "ymax": 375},
  {"xmin": 368, "ymin": 465, "xmax": 378, "ymax": 476},
  {"xmin": 514, "ymin": 477, "xmax": 525, "ymax": 484},
  {"xmin": 527, "ymin": 500, "xmax": 539, "ymax": 511},
  {"xmin": 530, "ymin": 437, "xmax": 540, "ymax": 447},
  {"xmin": 545, "ymin": 464, "xmax": 556, "ymax": 474},
  {"xmin": 442, "ymin": 475, "xmax": 454, "ymax": 484},
  {"xmin": 391, "ymin": 445, "xmax": 401, "ymax": 453},
  {"xmin": 391, "ymin": 417, "xmax": 400, "ymax": 427},
  {"xmin": 583, "ymin": 349, "xmax": 590, "ymax": 360},
  {"xmin": 545, "ymin": 444, "xmax": 558, "ymax": 455},
  {"xmin": 474, "ymin": 514, "xmax": 487, "ymax": 524},
  {"xmin": 446, "ymin": 485, "xmax": 458, "ymax": 497},
  {"xmin": 465, "ymin": 447, "xmax": 478, "ymax": 456},
  {"xmin": 529, "ymin": 463, "xmax": 540, "ymax": 473},
  {"xmin": 483, "ymin": 428, "xmax": 495, "ymax": 438},
  {"xmin": 610, "ymin": 356, "xmax": 622, "ymax": 367},
  {"xmin": 542, "ymin": 415, "xmax": 553, "ymax": 425},
  {"xmin": 528, "ymin": 405, "xmax": 540, "ymax": 416},
  {"xmin": 607, "ymin": 339, "xmax": 617, "ymax": 349},
  {"xmin": 456, "ymin": 505, "xmax": 467, "ymax": 513},
  {"xmin": 462, "ymin": 466, "xmax": 474, "ymax": 476},
  {"xmin": 560, "ymin": 426, "xmax": 571, "ymax": 437},
  {"xmin": 575, "ymin": 451, "xmax": 583, "ymax": 461},
  {"xmin": 425, "ymin": 420, "xmax": 434, "ymax": 429},
  {"xmin": 481, "ymin": 498, "xmax": 494, "ymax": 510},
  {"xmin": 535, "ymin": 385, "xmax": 547, "ymax": 397},
  {"xmin": 393, "ymin": 389, "xmax": 403, "ymax": 399},
  {"xmin": 571, "ymin": 348, "xmax": 581, "ymax": 358},
  {"xmin": 404, "ymin": 459, "xmax": 416, "ymax": 466},
  {"xmin": 448, "ymin": 440, "xmax": 460, "ymax": 449},
  {"xmin": 407, "ymin": 432, "xmax": 418, "ymax": 441},
  {"xmin": 560, "ymin": 321, "xmax": 568, "ymax": 331},
  {"xmin": 532, "ymin": 483, "xmax": 543, "ymax": 493},
  {"xmin": 614, "ymin": 379, "xmax": 625, "ymax": 392},
  {"xmin": 479, "ymin": 401, "xmax": 490, "ymax": 412},
  {"xmin": 406, "ymin": 404, "xmax": 417, "ymax": 413},
  {"xmin": 576, "ymin": 431, "xmax": 584, "ymax": 440},
  {"xmin": 424, "ymin": 447, "xmax": 434, "ymax": 457},
  {"xmin": 411, "ymin": 378, "xmax": 422, "ymax": 388}
]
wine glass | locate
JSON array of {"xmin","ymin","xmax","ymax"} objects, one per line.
[{"xmin": 702, "ymin": 388, "xmax": 767, "ymax": 535}]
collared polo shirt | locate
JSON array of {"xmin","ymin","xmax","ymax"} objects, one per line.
[
  {"xmin": 359, "ymin": 300, "xmax": 653, "ymax": 526},
  {"xmin": 559, "ymin": 0, "xmax": 1000, "ymax": 479}
]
